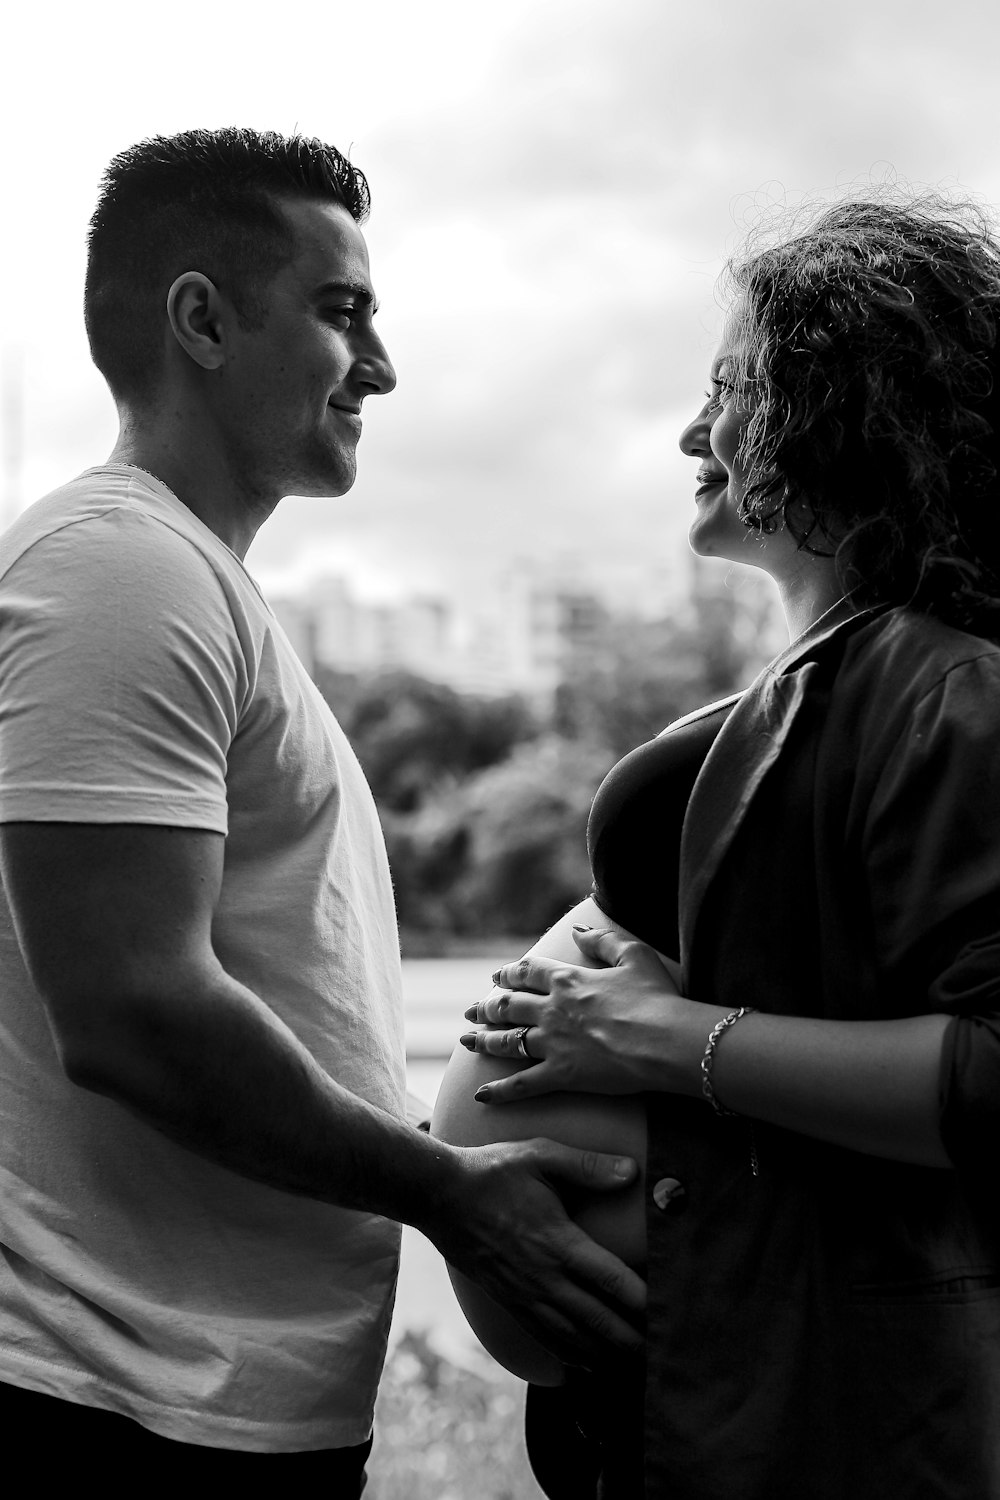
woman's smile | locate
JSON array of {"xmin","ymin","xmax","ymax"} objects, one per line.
[{"xmin": 694, "ymin": 466, "xmax": 728, "ymax": 499}]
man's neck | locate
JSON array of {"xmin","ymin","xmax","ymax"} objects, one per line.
[{"xmin": 108, "ymin": 426, "xmax": 276, "ymax": 560}]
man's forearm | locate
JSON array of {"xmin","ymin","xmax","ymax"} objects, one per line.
[
  {"xmin": 63, "ymin": 963, "xmax": 648, "ymax": 1369},
  {"xmin": 66, "ymin": 964, "xmax": 462, "ymax": 1230}
]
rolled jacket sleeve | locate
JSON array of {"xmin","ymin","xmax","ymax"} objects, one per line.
[{"xmin": 860, "ymin": 650, "xmax": 1000, "ymax": 1173}]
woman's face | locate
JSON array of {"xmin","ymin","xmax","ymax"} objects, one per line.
[
  {"xmin": 678, "ymin": 321, "xmax": 756, "ymax": 563},
  {"xmin": 679, "ymin": 316, "xmax": 809, "ymax": 590}
]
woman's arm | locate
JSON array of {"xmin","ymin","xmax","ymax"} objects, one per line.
[
  {"xmin": 674, "ymin": 990, "xmax": 951, "ymax": 1169},
  {"xmin": 466, "ymin": 929, "xmax": 952, "ymax": 1169}
]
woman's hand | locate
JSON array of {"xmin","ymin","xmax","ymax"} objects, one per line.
[{"xmin": 460, "ymin": 927, "xmax": 701, "ymax": 1105}]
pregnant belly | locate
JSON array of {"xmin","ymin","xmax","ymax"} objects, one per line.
[{"xmin": 430, "ymin": 1041, "xmax": 648, "ymax": 1386}]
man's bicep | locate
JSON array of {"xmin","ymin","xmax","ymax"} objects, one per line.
[{"xmin": 0, "ymin": 821, "xmax": 225, "ymax": 1015}]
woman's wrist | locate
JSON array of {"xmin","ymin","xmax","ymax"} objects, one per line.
[{"xmin": 644, "ymin": 998, "xmax": 732, "ymax": 1098}]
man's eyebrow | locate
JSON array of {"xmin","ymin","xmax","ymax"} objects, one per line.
[{"xmin": 313, "ymin": 279, "xmax": 379, "ymax": 312}]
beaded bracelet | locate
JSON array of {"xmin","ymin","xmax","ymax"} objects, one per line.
[{"xmin": 700, "ymin": 1006, "xmax": 758, "ymax": 1117}]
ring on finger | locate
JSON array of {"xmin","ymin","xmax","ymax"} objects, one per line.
[{"xmin": 512, "ymin": 1025, "xmax": 537, "ymax": 1062}]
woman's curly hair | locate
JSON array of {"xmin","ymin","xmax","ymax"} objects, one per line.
[{"xmin": 725, "ymin": 194, "xmax": 1000, "ymax": 633}]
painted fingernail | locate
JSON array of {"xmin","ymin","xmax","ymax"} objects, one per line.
[
  {"xmin": 474, "ymin": 1086, "xmax": 491, "ymax": 1102},
  {"xmin": 572, "ymin": 924, "xmax": 593, "ymax": 933},
  {"xmin": 459, "ymin": 1033, "xmax": 477, "ymax": 1049},
  {"xmin": 490, "ymin": 970, "xmax": 502, "ymax": 986},
  {"xmin": 463, "ymin": 1006, "xmax": 478, "ymax": 1020}
]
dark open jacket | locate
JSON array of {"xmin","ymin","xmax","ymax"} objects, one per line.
[{"xmin": 642, "ymin": 604, "xmax": 1000, "ymax": 1500}]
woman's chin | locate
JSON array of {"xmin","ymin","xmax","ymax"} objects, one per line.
[{"xmin": 430, "ymin": 1042, "xmax": 648, "ymax": 1386}]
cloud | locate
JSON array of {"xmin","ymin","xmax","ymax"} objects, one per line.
[{"xmin": 9, "ymin": 0, "xmax": 1000, "ymax": 615}]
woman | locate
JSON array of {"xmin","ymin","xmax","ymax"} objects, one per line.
[{"xmin": 437, "ymin": 196, "xmax": 1000, "ymax": 1498}]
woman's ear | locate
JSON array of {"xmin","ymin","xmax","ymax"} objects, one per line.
[{"xmin": 165, "ymin": 271, "xmax": 227, "ymax": 372}]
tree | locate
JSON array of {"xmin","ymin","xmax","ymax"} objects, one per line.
[
  {"xmin": 385, "ymin": 736, "xmax": 616, "ymax": 938},
  {"xmin": 553, "ymin": 568, "xmax": 781, "ymax": 759},
  {"xmin": 316, "ymin": 668, "xmax": 538, "ymax": 812}
]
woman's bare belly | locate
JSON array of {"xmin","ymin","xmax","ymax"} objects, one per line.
[{"xmin": 431, "ymin": 1041, "xmax": 647, "ymax": 1385}]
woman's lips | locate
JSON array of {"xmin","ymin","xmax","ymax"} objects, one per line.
[{"xmin": 695, "ymin": 474, "xmax": 727, "ymax": 499}]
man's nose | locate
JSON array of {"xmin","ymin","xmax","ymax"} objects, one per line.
[{"xmin": 359, "ymin": 335, "xmax": 396, "ymax": 396}]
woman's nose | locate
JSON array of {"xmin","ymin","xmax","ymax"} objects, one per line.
[{"xmin": 678, "ymin": 403, "xmax": 711, "ymax": 457}]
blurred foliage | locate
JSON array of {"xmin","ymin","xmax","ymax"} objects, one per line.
[
  {"xmin": 315, "ymin": 574, "xmax": 779, "ymax": 948},
  {"xmin": 383, "ymin": 735, "xmax": 617, "ymax": 938},
  {"xmin": 317, "ymin": 668, "xmax": 537, "ymax": 813},
  {"xmin": 554, "ymin": 587, "xmax": 773, "ymax": 759},
  {"xmin": 369, "ymin": 1330, "xmax": 539, "ymax": 1498}
]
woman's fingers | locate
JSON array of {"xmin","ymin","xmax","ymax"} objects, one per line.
[
  {"xmin": 463, "ymin": 990, "xmax": 544, "ymax": 1025},
  {"xmin": 489, "ymin": 954, "xmax": 568, "ymax": 996},
  {"xmin": 473, "ymin": 1060, "xmax": 562, "ymax": 1104},
  {"xmin": 573, "ymin": 925, "xmax": 681, "ymax": 988},
  {"xmin": 459, "ymin": 1020, "xmax": 546, "ymax": 1062},
  {"xmin": 570, "ymin": 924, "xmax": 623, "ymax": 964}
]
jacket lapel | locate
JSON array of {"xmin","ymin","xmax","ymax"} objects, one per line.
[
  {"xmin": 678, "ymin": 664, "xmax": 817, "ymax": 971},
  {"xmin": 678, "ymin": 604, "xmax": 885, "ymax": 973}
]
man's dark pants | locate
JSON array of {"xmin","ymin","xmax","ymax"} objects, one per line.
[{"xmin": 0, "ymin": 1380, "xmax": 371, "ymax": 1493}]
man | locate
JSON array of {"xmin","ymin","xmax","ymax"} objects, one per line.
[{"xmin": 0, "ymin": 128, "xmax": 643, "ymax": 1486}]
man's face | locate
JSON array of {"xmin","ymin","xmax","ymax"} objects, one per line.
[{"xmin": 219, "ymin": 197, "xmax": 396, "ymax": 500}]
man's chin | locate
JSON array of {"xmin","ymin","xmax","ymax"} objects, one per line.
[{"xmin": 284, "ymin": 464, "xmax": 358, "ymax": 501}]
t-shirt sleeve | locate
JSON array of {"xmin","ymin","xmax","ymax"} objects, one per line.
[
  {"xmin": 861, "ymin": 654, "xmax": 1000, "ymax": 1174},
  {"xmin": 0, "ymin": 509, "xmax": 248, "ymax": 832}
]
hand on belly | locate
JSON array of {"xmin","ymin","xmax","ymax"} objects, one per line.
[{"xmin": 431, "ymin": 1041, "xmax": 648, "ymax": 1385}]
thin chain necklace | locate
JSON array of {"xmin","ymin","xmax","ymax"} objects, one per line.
[{"xmin": 790, "ymin": 591, "xmax": 855, "ymax": 645}]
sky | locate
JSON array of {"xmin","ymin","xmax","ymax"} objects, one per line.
[{"xmin": 3, "ymin": 0, "xmax": 1000, "ymax": 613}]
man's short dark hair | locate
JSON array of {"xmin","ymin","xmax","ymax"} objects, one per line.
[{"xmin": 85, "ymin": 127, "xmax": 370, "ymax": 402}]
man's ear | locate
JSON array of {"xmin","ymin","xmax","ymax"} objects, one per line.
[{"xmin": 165, "ymin": 272, "xmax": 228, "ymax": 372}]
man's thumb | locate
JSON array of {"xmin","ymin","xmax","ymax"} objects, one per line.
[{"xmin": 550, "ymin": 1145, "xmax": 637, "ymax": 1190}]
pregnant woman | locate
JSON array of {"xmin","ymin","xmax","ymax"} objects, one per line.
[{"xmin": 434, "ymin": 195, "xmax": 1000, "ymax": 1499}]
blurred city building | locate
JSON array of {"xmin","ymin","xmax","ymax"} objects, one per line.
[
  {"xmin": 272, "ymin": 566, "xmax": 611, "ymax": 704},
  {"xmin": 271, "ymin": 555, "xmax": 783, "ymax": 705}
]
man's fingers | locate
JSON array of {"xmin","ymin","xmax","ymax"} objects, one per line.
[
  {"xmin": 509, "ymin": 1281, "xmax": 645, "ymax": 1366},
  {"xmin": 438, "ymin": 1142, "xmax": 647, "ymax": 1369},
  {"xmin": 541, "ymin": 1142, "xmax": 640, "ymax": 1194},
  {"xmin": 543, "ymin": 1214, "xmax": 647, "ymax": 1324},
  {"xmin": 488, "ymin": 1213, "xmax": 646, "ymax": 1363}
]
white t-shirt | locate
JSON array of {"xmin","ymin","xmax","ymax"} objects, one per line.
[{"xmin": 0, "ymin": 466, "xmax": 406, "ymax": 1451}]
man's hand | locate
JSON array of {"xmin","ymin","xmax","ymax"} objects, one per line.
[{"xmin": 417, "ymin": 1136, "xmax": 646, "ymax": 1370}]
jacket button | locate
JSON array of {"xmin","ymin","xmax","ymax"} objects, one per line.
[{"xmin": 652, "ymin": 1177, "xmax": 686, "ymax": 1210}]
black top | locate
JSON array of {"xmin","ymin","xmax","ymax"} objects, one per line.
[{"xmin": 586, "ymin": 695, "xmax": 740, "ymax": 956}]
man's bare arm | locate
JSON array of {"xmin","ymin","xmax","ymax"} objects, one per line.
[{"xmin": 0, "ymin": 822, "xmax": 645, "ymax": 1367}]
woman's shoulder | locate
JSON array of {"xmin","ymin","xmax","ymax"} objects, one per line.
[
  {"xmin": 829, "ymin": 608, "xmax": 1000, "ymax": 764},
  {"xmin": 657, "ymin": 691, "xmax": 744, "ymax": 739},
  {"xmin": 847, "ymin": 607, "xmax": 1000, "ymax": 693}
]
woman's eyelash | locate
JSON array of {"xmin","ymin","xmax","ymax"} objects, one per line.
[{"xmin": 704, "ymin": 377, "xmax": 734, "ymax": 408}]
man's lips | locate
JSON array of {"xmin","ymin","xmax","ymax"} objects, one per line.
[{"xmin": 329, "ymin": 403, "xmax": 362, "ymax": 430}]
